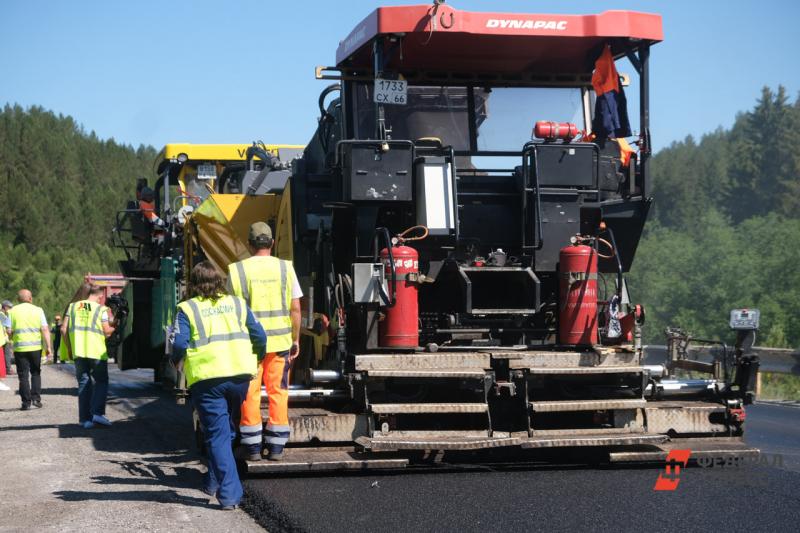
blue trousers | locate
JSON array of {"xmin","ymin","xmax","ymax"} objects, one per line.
[
  {"xmin": 191, "ymin": 377, "xmax": 249, "ymax": 507},
  {"xmin": 74, "ymin": 358, "xmax": 108, "ymax": 423}
]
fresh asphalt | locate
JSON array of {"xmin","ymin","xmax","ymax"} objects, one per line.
[
  {"xmin": 241, "ymin": 403, "xmax": 800, "ymax": 533},
  {"xmin": 70, "ymin": 366, "xmax": 800, "ymax": 532}
]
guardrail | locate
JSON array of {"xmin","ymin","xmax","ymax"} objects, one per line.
[{"xmin": 643, "ymin": 345, "xmax": 800, "ymax": 375}]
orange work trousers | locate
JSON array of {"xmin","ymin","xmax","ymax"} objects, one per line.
[{"xmin": 239, "ymin": 352, "xmax": 291, "ymax": 455}]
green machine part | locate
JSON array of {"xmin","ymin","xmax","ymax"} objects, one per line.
[{"xmin": 152, "ymin": 257, "xmax": 178, "ymax": 349}]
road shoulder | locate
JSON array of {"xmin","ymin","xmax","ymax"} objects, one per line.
[{"xmin": 0, "ymin": 363, "xmax": 262, "ymax": 532}]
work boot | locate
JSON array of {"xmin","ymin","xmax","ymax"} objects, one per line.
[
  {"xmin": 81, "ymin": 421, "xmax": 95, "ymax": 429},
  {"xmin": 267, "ymin": 451, "xmax": 284, "ymax": 462},
  {"xmin": 220, "ymin": 505, "xmax": 238, "ymax": 511},
  {"xmin": 33, "ymin": 400, "xmax": 42, "ymax": 408},
  {"xmin": 236, "ymin": 446, "xmax": 262, "ymax": 462},
  {"xmin": 92, "ymin": 414, "xmax": 112, "ymax": 426},
  {"xmin": 20, "ymin": 403, "xmax": 30, "ymax": 411}
]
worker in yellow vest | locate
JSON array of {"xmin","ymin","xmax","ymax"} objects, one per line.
[
  {"xmin": 228, "ymin": 222, "xmax": 302, "ymax": 461},
  {"xmin": 8, "ymin": 289, "xmax": 52, "ymax": 410},
  {"xmin": 60, "ymin": 284, "xmax": 117, "ymax": 428},
  {"xmin": 172, "ymin": 261, "xmax": 266, "ymax": 510}
]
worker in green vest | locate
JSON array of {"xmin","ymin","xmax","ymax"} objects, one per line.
[
  {"xmin": 60, "ymin": 284, "xmax": 117, "ymax": 428},
  {"xmin": 8, "ymin": 289, "xmax": 52, "ymax": 410},
  {"xmin": 172, "ymin": 261, "xmax": 266, "ymax": 510}
]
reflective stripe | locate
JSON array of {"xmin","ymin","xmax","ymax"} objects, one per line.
[
  {"xmin": 15, "ymin": 340, "xmax": 42, "ymax": 347},
  {"xmin": 239, "ymin": 424, "xmax": 262, "ymax": 432},
  {"xmin": 188, "ymin": 331, "xmax": 250, "ymax": 349},
  {"xmin": 184, "ymin": 300, "xmax": 207, "ymax": 340},
  {"xmin": 240, "ymin": 435, "xmax": 261, "ymax": 445},
  {"xmin": 279, "ymin": 260, "xmax": 288, "ymax": 314},
  {"xmin": 14, "ymin": 327, "xmax": 40, "ymax": 334},
  {"xmin": 231, "ymin": 295, "xmax": 244, "ymax": 327},
  {"xmin": 253, "ymin": 310, "xmax": 290, "ymax": 318},
  {"xmin": 266, "ymin": 424, "xmax": 291, "ymax": 432},
  {"xmin": 264, "ymin": 327, "xmax": 292, "ymax": 336},
  {"xmin": 71, "ymin": 325, "xmax": 104, "ymax": 333},
  {"xmin": 235, "ymin": 261, "xmax": 249, "ymax": 305},
  {"xmin": 265, "ymin": 436, "xmax": 288, "ymax": 445},
  {"xmin": 90, "ymin": 305, "xmax": 103, "ymax": 332}
]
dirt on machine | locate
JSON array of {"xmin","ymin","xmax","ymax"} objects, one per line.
[{"xmin": 111, "ymin": 3, "xmax": 761, "ymax": 473}]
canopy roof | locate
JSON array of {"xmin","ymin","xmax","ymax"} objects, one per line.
[{"xmin": 335, "ymin": 4, "xmax": 662, "ymax": 76}]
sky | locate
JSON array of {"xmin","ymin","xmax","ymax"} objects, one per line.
[{"xmin": 2, "ymin": 0, "xmax": 799, "ymax": 153}]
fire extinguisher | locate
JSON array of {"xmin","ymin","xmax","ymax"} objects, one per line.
[
  {"xmin": 558, "ymin": 237, "xmax": 599, "ymax": 346},
  {"xmin": 377, "ymin": 226, "xmax": 428, "ymax": 348}
]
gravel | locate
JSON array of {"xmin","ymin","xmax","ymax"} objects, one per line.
[{"xmin": 0, "ymin": 363, "xmax": 263, "ymax": 532}]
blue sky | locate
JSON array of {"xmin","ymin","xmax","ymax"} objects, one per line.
[{"xmin": 2, "ymin": 0, "xmax": 798, "ymax": 153}]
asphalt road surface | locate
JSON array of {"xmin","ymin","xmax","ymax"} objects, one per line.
[{"xmin": 242, "ymin": 403, "xmax": 800, "ymax": 533}]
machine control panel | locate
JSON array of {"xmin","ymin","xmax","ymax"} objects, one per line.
[{"xmin": 730, "ymin": 309, "xmax": 760, "ymax": 331}]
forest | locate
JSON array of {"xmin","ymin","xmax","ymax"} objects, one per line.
[
  {"xmin": 1, "ymin": 88, "xmax": 798, "ymax": 356},
  {"xmin": 0, "ymin": 104, "xmax": 156, "ymax": 317}
]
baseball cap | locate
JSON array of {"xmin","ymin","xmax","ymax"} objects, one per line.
[
  {"xmin": 248, "ymin": 222, "xmax": 273, "ymax": 243},
  {"xmin": 1, "ymin": 300, "xmax": 12, "ymax": 308}
]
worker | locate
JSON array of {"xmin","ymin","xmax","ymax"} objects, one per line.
[
  {"xmin": 8, "ymin": 289, "xmax": 52, "ymax": 410},
  {"xmin": 0, "ymin": 306, "xmax": 7, "ymax": 379},
  {"xmin": 51, "ymin": 315, "xmax": 63, "ymax": 364},
  {"xmin": 172, "ymin": 261, "xmax": 265, "ymax": 510},
  {"xmin": 1, "ymin": 300, "xmax": 13, "ymax": 375},
  {"xmin": 60, "ymin": 284, "xmax": 117, "ymax": 428},
  {"xmin": 228, "ymin": 222, "xmax": 302, "ymax": 461},
  {"xmin": 138, "ymin": 187, "xmax": 167, "ymax": 229},
  {"xmin": 59, "ymin": 282, "xmax": 93, "ymax": 363}
]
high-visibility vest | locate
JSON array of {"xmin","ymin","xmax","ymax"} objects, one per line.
[
  {"xmin": 68, "ymin": 299, "xmax": 108, "ymax": 360},
  {"xmin": 177, "ymin": 295, "xmax": 257, "ymax": 388},
  {"xmin": 58, "ymin": 304, "xmax": 72, "ymax": 362},
  {"xmin": 9, "ymin": 302, "xmax": 44, "ymax": 352},
  {"xmin": 228, "ymin": 255, "xmax": 294, "ymax": 353}
]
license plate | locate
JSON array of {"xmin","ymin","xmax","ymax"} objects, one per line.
[
  {"xmin": 197, "ymin": 164, "xmax": 216, "ymax": 181},
  {"xmin": 374, "ymin": 78, "xmax": 407, "ymax": 105}
]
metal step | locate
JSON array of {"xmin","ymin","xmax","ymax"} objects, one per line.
[
  {"xmin": 530, "ymin": 427, "xmax": 644, "ymax": 437},
  {"xmin": 358, "ymin": 435, "xmax": 522, "ymax": 451},
  {"xmin": 521, "ymin": 432, "xmax": 667, "ymax": 449},
  {"xmin": 371, "ymin": 403, "xmax": 489, "ymax": 414},
  {"xmin": 246, "ymin": 447, "xmax": 409, "ymax": 473},
  {"xmin": 529, "ymin": 398, "xmax": 646, "ymax": 412},
  {"xmin": 357, "ymin": 432, "xmax": 668, "ymax": 452},
  {"xmin": 529, "ymin": 366, "xmax": 645, "ymax": 375},
  {"xmin": 609, "ymin": 437, "xmax": 759, "ymax": 462},
  {"xmin": 365, "ymin": 368, "xmax": 487, "ymax": 379}
]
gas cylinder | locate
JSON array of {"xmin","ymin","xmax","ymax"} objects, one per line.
[
  {"xmin": 558, "ymin": 243, "xmax": 598, "ymax": 345},
  {"xmin": 379, "ymin": 244, "xmax": 419, "ymax": 348},
  {"xmin": 534, "ymin": 121, "xmax": 578, "ymax": 141}
]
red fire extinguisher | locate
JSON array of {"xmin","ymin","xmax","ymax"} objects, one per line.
[
  {"xmin": 377, "ymin": 226, "xmax": 429, "ymax": 348},
  {"xmin": 379, "ymin": 243, "xmax": 419, "ymax": 348},
  {"xmin": 559, "ymin": 239, "xmax": 598, "ymax": 345}
]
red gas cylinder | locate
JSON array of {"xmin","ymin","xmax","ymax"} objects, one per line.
[
  {"xmin": 379, "ymin": 245, "xmax": 419, "ymax": 348},
  {"xmin": 559, "ymin": 243, "xmax": 598, "ymax": 345},
  {"xmin": 534, "ymin": 121, "xmax": 578, "ymax": 141}
]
